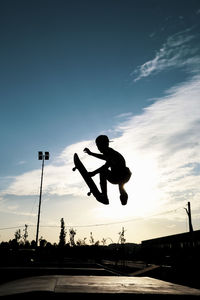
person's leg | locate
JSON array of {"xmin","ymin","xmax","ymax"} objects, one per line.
[
  {"xmin": 119, "ymin": 183, "xmax": 128, "ymax": 205},
  {"xmin": 99, "ymin": 168, "xmax": 131, "ymax": 205},
  {"xmin": 105, "ymin": 171, "xmax": 129, "ymax": 205},
  {"xmin": 100, "ymin": 169, "xmax": 109, "ymax": 194},
  {"xmin": 119, "ymin": 168, "xmax": 132, "ymax": 205},
  {"xmin": 99, "ymin": 168, "xmax": 110, "ymax": 204}
]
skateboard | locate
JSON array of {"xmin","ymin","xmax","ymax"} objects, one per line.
[{"xmin": 72, "ymin": 153, "xmax": 109, "ymax": 205}]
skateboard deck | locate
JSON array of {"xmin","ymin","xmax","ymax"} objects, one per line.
[{"xmin": 72, "ymin": 153, "xmax": 109, "ymax": 205}]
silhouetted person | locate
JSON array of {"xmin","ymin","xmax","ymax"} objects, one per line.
[{"xmin": 84, "ymin": 135, "xmax": 131, "ymax": 205}]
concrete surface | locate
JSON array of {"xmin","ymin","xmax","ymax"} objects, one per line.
[{"xmin": 0, "ymin": 275, "xmax": 200, "ymax": 297}]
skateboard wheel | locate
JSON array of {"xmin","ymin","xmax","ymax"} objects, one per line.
[
  {"xmin": 87, "ymin": 192, "xmax": 91, "ymax": 196},
  {"xmin": 72, "ymin": 167, "xmax": 76, "ymax": 171}
]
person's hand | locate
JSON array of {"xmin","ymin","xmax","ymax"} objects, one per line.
[{"xmin": 84, "ymin": 148, "xmax": 92, "ymax": 155}]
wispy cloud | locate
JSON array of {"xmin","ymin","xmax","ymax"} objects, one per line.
[
  {"xmin": 16, "ymin": 160, "xmax": 27, "ymax": 166},
  {"xmin": 116, "ymin": 74, "xmax": 200, "ymax": 215},
  {"xmin": 114, "ymin": 112, "xmax": 133, "ymax": 119},
  {"xmin": 0, "ymin": 140, "xmax": 99, "ymax": 198},
  {"xmin": 133, "ymin": 29, "xmax": 200, "ymax": 81},
  {"xmin": 1, "ymin": 26, "xmax": 200, "ymax": 222},
  {"xmin": 2, "ymin": 75, "xmax": 200, "ymax": 223}
]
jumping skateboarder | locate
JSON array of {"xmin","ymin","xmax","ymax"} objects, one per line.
[{"xmin": 84, "ymin": 135, "xmax": 132, "ymax": 205}]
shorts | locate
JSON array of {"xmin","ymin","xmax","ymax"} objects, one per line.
[{"xmin": 106, "ymin": 167, "xmax": 132, "ymax": 185}]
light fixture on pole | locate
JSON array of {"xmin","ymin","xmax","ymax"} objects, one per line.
[{"xmin": 36, "ymin": 151, "xmax": 49, "ymax": 246}]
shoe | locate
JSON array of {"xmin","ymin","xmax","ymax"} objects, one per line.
[
  {"xmin": 99, "ymin": 193, "xmax": 109, "ymax": 205},
  {"xmin": 120, "ymin": 191, "xmax": 128, "ymax": 205}
]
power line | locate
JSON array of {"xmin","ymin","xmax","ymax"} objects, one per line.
[
  {"xmin": 0, "ymin": 226, "xmax": 25, "ymax": 231},
  {"xmin": 0, "ymin": 206, "xmax": 184, "ymax": 231}
]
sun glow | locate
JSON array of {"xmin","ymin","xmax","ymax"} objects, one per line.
[{"xmin": 93, "ymin": 153, "xmax": 163, "ymax": 222}]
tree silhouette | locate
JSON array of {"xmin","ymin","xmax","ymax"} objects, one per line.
[
  {"xmin": 14, "ymin": 229, "xmax": 21, "ymax": 243},
  {"xmin": 59, "ymin": 218, "xmax": 66, "ymax": 247},
  {"xmin": 23, "ymin": 224, "xmax": 28, "ymax": 243},
  {"xmin": 89, "ymin": 232, "xmax": 94, "ymax": 245},
  {"xmin": 69, "ymin": 228, "xmax": 76, "ymax": 246}
]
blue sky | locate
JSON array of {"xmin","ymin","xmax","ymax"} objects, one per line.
[{"xmin": 0, "ymin": 0, "xmax": 200, "ymax": 244}]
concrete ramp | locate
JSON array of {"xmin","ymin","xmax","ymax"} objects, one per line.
[{"xmin": 0, "ymin": 275, "xmax": 200, "ymax": 298}]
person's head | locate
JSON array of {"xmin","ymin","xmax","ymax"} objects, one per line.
[{"xmin": 95, "ymin": 135, "xmax": 110, "ymax": 153}]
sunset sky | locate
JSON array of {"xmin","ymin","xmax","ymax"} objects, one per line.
[{"xmin": 0, "ymin": 0, "xmax": 200, "ymax": 244}]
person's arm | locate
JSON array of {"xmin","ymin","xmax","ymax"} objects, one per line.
[
  {"xmin": 89, "ymin": 163, "xmax": 109, "ymax": 177},
  {"xmin": 84, "ymin": 148, "xmax": 106, "ymax": 160}
]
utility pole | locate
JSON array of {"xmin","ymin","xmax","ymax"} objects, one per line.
[
  {"xmin": 184, "ymin": 201, "xmax": 193, "ymax": 233},
  {"xmin": 36, "ymin": 151, "xmax": 49, "ymax": 246}
]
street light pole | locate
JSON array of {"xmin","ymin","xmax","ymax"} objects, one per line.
[{"xmin": 36, "ymin": 151, "xmax": 49, "ymax": 246}]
